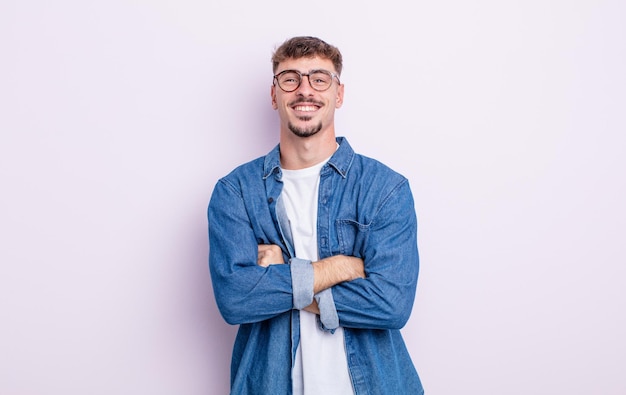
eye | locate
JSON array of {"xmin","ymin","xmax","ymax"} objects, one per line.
[
  {"xmin": 277, "ymin": 71, "xmax": 301, "ymax": 89},
  {"xmin": 310, "ymin": 72, "xmax": 331, "ymax": 85}
]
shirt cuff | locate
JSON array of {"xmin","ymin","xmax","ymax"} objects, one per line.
[
  {"xmin": 290, "ymin": 257, "xmax": 314, "ymax": 310},
  {"xmin": 315, "ymin": 288, "xmax": 339, "ymax": 332}
]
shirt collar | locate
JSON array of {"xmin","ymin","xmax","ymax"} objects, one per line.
[{"xmin": 263, "ymin": 136, "xmax": 354, "ymax": 179}]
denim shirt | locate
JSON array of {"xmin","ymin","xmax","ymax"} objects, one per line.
[{"xmin": 208, "ymin": 137, "xmax": 424, "ymax": 395}]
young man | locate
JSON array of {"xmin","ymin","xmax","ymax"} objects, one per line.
[{"xmin": 208, "ymin": 36, "xmax": 424, "ymax": 395}]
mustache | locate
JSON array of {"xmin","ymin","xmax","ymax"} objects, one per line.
[{"xmin": 288, "ymin": 97, "xmax": 324, "ymax": 107}]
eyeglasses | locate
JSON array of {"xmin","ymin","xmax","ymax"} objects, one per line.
[{"xmin": 273, "ymin": 69, "xmax": 340, "ymax": 92}]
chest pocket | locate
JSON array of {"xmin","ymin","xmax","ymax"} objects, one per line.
[{"xmin": 336, "ymin": 218, "xmax": 370, "ymax": 258}]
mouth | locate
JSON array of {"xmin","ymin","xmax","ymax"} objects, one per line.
[
  {"xmin": 293, "ymin": 105, "xmax": 319, "ymax": 112},
  {"xmin": 290, "ymin": 100, "xmax": 323, "ymax": 116}
]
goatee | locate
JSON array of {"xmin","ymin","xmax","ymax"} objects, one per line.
[{"xmin": 288, "ymin": 120, "xmax": 323, "ymax": 138}]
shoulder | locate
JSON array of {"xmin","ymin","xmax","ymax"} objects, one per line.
[
  {"xmin": 350, "ymin": 152, "xmax": 408, "ymax": 187},
  {"xmin": 213, "ymin": 155, "xmax": 266, "ymax": 195},
  {"xmin": 222, "ymin": 156, "xmax": 265, "ymax": 179},
  {"xmin": 334, "ymin": 137, "xmax": 407, "ymax": 187},
  {"xmin": 340, "ymin": 152, "xmax": 414, "ymax": 216}
]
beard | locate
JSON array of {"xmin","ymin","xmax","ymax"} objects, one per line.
[{"xmin": 288, "ymin": 118, "xmax": 323, "ymax": 138}]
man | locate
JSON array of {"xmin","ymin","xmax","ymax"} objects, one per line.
[{"xmin": 208, "ymin": 36, "xmax": 424, "ymax": 395}]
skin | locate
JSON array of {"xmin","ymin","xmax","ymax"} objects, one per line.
[{"xmin": 259, "ymin": 56, "xmax": 365, "ymax": 314}]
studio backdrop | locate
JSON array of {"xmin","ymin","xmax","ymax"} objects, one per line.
[{"xmin": 1, "ymin": 0, "xmax": 625, "ymax": 394}]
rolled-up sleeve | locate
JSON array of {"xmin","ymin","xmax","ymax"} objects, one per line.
[
  {"xmin": 315, "ymin": 288, "xmax": 339, "ymax": 332},
  {"xmin": 289, "ymin": 257, "xmax": 314, "ymax": 309},
  {"xmin": 291, "ymin": 260, "xmax": 339, "ymax": 332}
]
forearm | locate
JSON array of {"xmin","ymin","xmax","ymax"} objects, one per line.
[
  {"xmin": 312, "ymin": 255, "xmax": 365, "ymax": 294},
  {"xmin": 254, "ymin": 249, "xmax": 361, "ymax": 325},
  {"xmin": 254, "ymin": 243, "xmax": 364, "ymax": 327},
  {"xmin": 303, "ymin": 255, "xmax": 364, "ymax": 331}
]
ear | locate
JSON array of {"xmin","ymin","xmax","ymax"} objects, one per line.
[
  {"xmin": 335, "ymin": 83, "xmax": 345, "ymax": 109},
  {"xmin": 271, "ymin": 85, "xmax": 278, "ymax": 110}
]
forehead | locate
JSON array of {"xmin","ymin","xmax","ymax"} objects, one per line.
[{"xmin": 276, "ymin": 56, "xmax": 336, "ymax": 74}]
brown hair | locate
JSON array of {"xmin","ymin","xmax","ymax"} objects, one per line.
[{"xmin": 272, "ymin": 36, "xmax": 343, "ymax": 76}]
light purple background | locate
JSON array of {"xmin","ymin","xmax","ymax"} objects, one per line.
[{"xmin": 1, "ymin": 1, "xmax": 625, "ymax": 394}]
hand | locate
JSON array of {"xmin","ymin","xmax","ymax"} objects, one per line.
[
  {"xmin": 257, "ymin": 244, "xmax": 285, "ymax": 267},
  {"xmin": 303, "ymin": 299, "xmax": 320, "ymax": 315}
]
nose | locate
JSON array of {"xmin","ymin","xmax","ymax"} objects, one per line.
[{"xmin": 295, "ymin": 75, "xmax": 315, "ymax": 96}]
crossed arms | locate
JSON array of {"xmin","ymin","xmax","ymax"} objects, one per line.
[
  {"xmin": 209, "ymin": 176, "xmax": 418, "ymax": 330},
  {"xmin": 257, "ymin": 244, "xmax": 365, "ymax": 314}
]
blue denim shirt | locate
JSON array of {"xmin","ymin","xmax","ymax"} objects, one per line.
[{"xmin": 208, "ymin": 137, "xmax": 424, "ymax": 395}]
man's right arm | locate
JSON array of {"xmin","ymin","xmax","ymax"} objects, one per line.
[{"xmin": 209, "ymin": 179, "xmax": 296, "ymax": 325}]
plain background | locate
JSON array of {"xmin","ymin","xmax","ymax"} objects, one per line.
[{"xmin": 1, "ymin": 0, "xmax": 625, "ymax": 394}]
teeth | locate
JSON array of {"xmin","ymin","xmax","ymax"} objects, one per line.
[{"xmin": 294, "ymin": 105, "xmax": 316, "ymax": 112}]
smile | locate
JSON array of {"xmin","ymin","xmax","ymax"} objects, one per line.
[{"xmin": 293, "ymin": 105, "xmax": 318, "ymax": 112}]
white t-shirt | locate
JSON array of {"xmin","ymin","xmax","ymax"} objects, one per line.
[{"xmin": 281, "ymin": 160, "xmax": 354, "ymax": 395}]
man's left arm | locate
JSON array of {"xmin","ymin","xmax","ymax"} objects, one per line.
[{"xmin": 330, "ymin": 180, "xmax": 419, "ymax": 330}]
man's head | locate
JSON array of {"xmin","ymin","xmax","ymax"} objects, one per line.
[{"xmin": 271, "ymin": 36, "xmax": 344, "ymax": 139}]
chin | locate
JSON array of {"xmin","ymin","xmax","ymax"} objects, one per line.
[{"xmin": 288, "ymin": 121, "xmax": 323, "ymax": 138}]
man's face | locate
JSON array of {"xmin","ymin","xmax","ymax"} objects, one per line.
[{"xmin": 271, "ymin": 56, "xmax": 344, "ymax": 138}]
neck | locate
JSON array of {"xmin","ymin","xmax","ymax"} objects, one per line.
[{"xmin": 279, "ymin": 128, "xmax": 337, "ymax": 170}]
